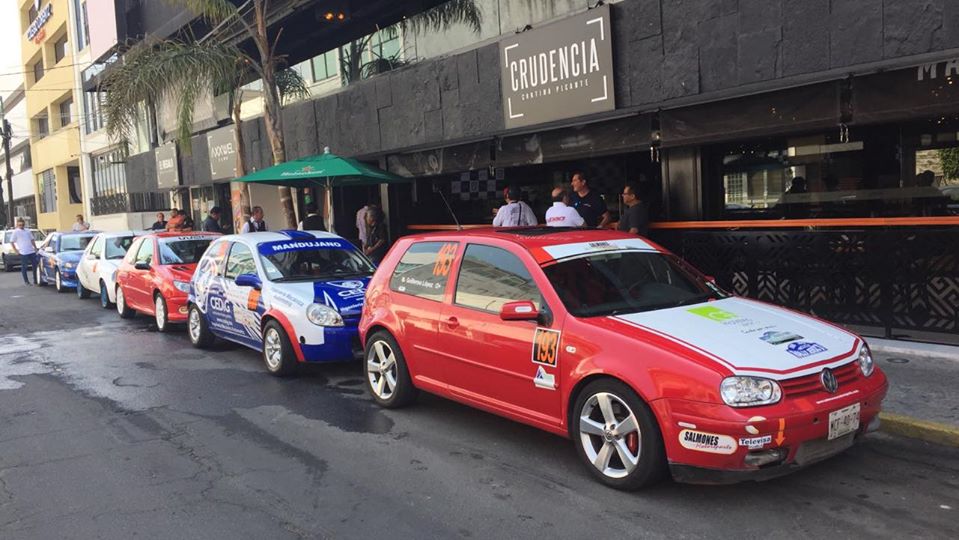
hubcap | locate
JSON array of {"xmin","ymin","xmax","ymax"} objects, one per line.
[
  {"xmin": 155, "ymin": 297, "xmax": 165, "ymax": 329},
  {"xmin": 188, "ymin": 309, "xmax": 202, "ymax": 341},
  {"xmin": 116, "ymin": 287, "xmax": 125, "ymax": 315},
  {"xmin": 579, "ymin": 392, "xmax": 642, "ymax": 479},
  {"xmin": 366, "ymin": 340, "xmax": 398, "ymax": 400},
  {"xmin": 264, "ymin": 328, "xmax": 282, "ymax": 370}
]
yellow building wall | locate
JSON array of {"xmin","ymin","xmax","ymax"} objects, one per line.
[{"xmin": 20, "ymin": 0, "xmax": 85, "ymax": 231}]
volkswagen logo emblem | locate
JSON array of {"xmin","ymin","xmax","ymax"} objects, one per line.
[{"xmin": 820, "ymin": 368, "xmax": 838, "ymax": 393}]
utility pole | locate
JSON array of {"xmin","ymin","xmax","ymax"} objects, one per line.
[{"xmin": 0, "ymin": 96, "xmax": 11, "ymax": 228}]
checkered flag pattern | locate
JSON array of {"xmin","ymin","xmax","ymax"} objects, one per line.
[{"xmin": 452, "ymin": 172, "xmax": 498, "ymax": 201}]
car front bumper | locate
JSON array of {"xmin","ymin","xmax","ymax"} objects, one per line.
[
  {"xmin": 298, "ymin": 324, "xmax": 363, "ymax": 363},
  {"xmin": 167, "ymin": 295, "xmax": 190, "ymax": 322}
]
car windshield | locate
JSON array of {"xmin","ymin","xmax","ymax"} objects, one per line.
[
  {"xmin": 105, "ymin": 235, "xmax": 136, "ymax": 260},
  {"xmin": 260, "ymin": 246, "xmax": 374, "ymax": 282},
  {"xmin": 158, "ymin": 239, "xmax": 213, "ymax": 265},
  {"xmin": 542, "ymin": 251, "xmax": 725, "ymax": 317},
  {"xmin": 59, "ymin": 235, "xmax": 93, "ymax": 252},
  {"xmin": 33, "ymin": 231, "xmax": 44, "ymax": 241}
]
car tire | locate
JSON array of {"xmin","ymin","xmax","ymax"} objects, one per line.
[
  {"xmin": 55, "ymin": 270, "xmax": 66, "ymax": 293},
  {"xmin": 116, "ymin": 285, "xmax": 135, "ymax": 319},
  {"xmin": 188, "ymin": 304, "xmax": 215, "ymax": 348},
  {"xmin": 99, "ymin": 281, "xmax": 111, "ymax": 308},
  {"xmin": 571, "ymin": 378, "xmax": 667, "ymax": 491},
  {"xmin": 35, "ymin": 265, "xmax": 46, "ymax": 286},
  {"xmin": 77, "ymin": 279, "xmax": 91, "ymax": 299},
  {"xmin": 2, "ymin": 255, "xmax": 12, "ymax": 272},
  {"xmin": 262, "ymin": 320, "xmax": 297, "ymax": 377},
  {"xmin": 364, "ymin": 331, "xmax": 418, "ymax": 408},
  {"xmin": 154, "ymin": 294, "xmax": 171, "ymax": 333}
]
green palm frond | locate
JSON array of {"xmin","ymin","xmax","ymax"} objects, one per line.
[
  {"xmin": 165, "ymin": 0, "xmax": 239, "ymax": 25},
  {"xmin": 403, "ymin": 0, "xmax": 482, "ymax": 35},
  {"xmin": 275, "ymin": 68, "xmax": 310, "ymax": 105},
  {"xmin": 101, "ymin": 40, "xmax": 242, "ymax": 150}
]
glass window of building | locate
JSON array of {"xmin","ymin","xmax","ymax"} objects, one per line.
[
  {"xmin": 54, "ymin": 35, "xmax": 68, "ymax": 63},
  {"xmin": 68, "ymin": 167, "xmax": 82, "ymax": 204},
  {"xmin": 83, "ymin": 92, "xmax": 105, "ymax": 134},
  {"xmin": 369, "ymin": 26, "xmax": 401, "ymax": 62},
  {"xmin": 59, "ymin": 98, "xmax": 74, "ymax": 128},
  {"xmin": 38, "ymin": 169, "xmax": 56, "ymax": 213},
  {"xmin": 92, "ymin": 148, "xmax": 128, "ymax": 197},
  {"xmin": 32, "ymin": 60, "xmax": 44, "ymax": 83},
  {"xmin": 72, "ymin": 0, "xmax": 90, "ymax": 50},
  {"xmin": 34, "ymin": 115, "xmax": 48, "ymax": 139},
  {"xmin": 310, "ymin": 50, "xmax": 338, "ymax": 82}
]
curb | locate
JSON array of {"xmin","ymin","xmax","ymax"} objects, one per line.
[
  {"xmin": 867, "ymin": 338, "xmax": 959, "ymax": 362},
  {"xmin": 879, "ymin": 412, "xmax": 959, "ymax": 447}
]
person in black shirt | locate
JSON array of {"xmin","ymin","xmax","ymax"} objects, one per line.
[
  {"xmin": 202, "ymin": 207, "xmax": 223, "ymax": 233},
  {"xmin": 299, "ymin": 203, "xmax": 327, "ymax": 231},
  {"xmin": 363, "ymin": 207, "xmax": 388, "ymax": 264},
  {"xmin": 150, "ymin": 212, "xmax": 167, "ymax": 231},
  {"xmin": 618, "ymin": 182, "xmax": 649, "ymax": 236},
  {"xmin": 569, "ymin": 171, "xmax": 610, "ymax": 228}
]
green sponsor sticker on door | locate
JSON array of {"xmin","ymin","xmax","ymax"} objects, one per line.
[{"xmin": 687, "ymin": 306, "xmax": 738, "ymax": 322}]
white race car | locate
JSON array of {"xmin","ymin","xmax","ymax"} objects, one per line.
[
  {"xmin": 76, "ymin": 231, "xmax": 141, "ymax": 308},
  {"xmin": 188, "ymin": 230, "xmax": 375, "ymax": 375}
]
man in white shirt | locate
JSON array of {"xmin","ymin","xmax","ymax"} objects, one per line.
[
  {"xmin": 72, "ymin": 214, "xmax": 90, "ymax": 232},
  {"xmin": 10, "ymin": 219, "xmax": 38, "ymax": 285},
  {"xmin": 545, "ymin": 187, "xmax": 585, "ymax": 227},
  {"xmin": 356, "ymin": 203, "xmax": 372, "ymax": 248},
  {"xmin": 492, "ymin": 185, "xmax": 537, "ymax": 227}
]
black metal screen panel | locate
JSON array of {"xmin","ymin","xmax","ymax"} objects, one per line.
[{"xmin": 652, "ymin": 227, "xmax": 959, "ymax": 345}]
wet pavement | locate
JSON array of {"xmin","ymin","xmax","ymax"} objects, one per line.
[{"xmin": 1, "ymin": 273, "xmax": 957, "ymax": 539}]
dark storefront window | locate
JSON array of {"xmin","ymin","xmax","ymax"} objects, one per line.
[{"xmin": 68, "ymin": 166, "xmax": 83, "ymax": 205}]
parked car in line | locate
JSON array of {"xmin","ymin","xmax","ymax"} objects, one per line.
[
  {"xmin": 76, "ymin": 231, "xmax": 142, "ymax": 308},
  {"xmin": 35, "ymin": 231, "xmax": 99, "ymax": 292},
  {"xmin": 115, "ymin": 232, "xmax": 220, "ymax": 332},
  {"xmin": 1, "ymin": 228, "xmax": 46, "ymax": 271},
  {"xmin": 188, "ymin": 230, "xmax": 375, "ymax": 375},
  {"xmin": 359, "ymin": 227, "xmax": 888, "ymax": 489}
]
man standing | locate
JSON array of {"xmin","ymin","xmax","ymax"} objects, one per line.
[
  {"xmin": 545, "ymin": 187, "xmax": 584, "ymax": 227},
  {"xmin": 618, "ymin": 182, "xmax": 649, "ymax": 236},
  {"xmin": 202, "ymin": 207, "xmax": 223, "ymax": 233},
  {"xmin": 355, "ymin": 200, "xmax": 377, "ymax": 247},
  {"xmin": 72, "ymin": 215, "xmax": 91, "ymax": 231},
  {"xmin": 241, "ymin": 206, "xmax": 267, "ymax": 233},
  {"xmin": 492, "ymin": 185, "xmax": 537, "ymax": 227},
  {"xmin": 569, "ymin": 171, "xmax": 610, "ymax": 228},
  {"xmin": 151, "ymin": 212, "xmax": 167, "ymax": 231},
  {"xmin": 10, "ymin": 219, "xmax": 38, "ymax": 285},
  {"xmin": 300, "ymin": 203, "xmax": 326, "ymax": 231}
]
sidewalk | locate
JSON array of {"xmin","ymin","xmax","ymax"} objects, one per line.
[{"xmin": 866, "ymin": 337, "xmax": 959, "ymax": 447}]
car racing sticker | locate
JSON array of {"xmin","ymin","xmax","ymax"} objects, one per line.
[
  {"xmin": 786, "ymin": 342, "xmax": 828, "ymax": 358},
  {"xmin": 533, "ymin": 366, "xmax": 556, "ymax": 390},
  {"xmin": 531, "ymin": 327, "xmax": 561, "ymax": 367},
  {"xmin": 678, "ymin": 429, "xmax": 738, "ymax": 455},
  {"xmin": 738, "ymin": 435, "xmax": 773, "ymax": 450},
  {"xmin": 257, "ymin": 239, "xmax": 349, "ymax": 254},
  {"xmin": 759, "ymin": 330, "xmax": 803, "ymax": 345}
]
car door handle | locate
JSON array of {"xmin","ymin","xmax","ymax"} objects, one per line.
[{"xmin": 445, "ymin": 316, "xmax": 459, "ymax": 329}]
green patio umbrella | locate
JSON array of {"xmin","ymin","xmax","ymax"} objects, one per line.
[{"xmin": 234, "ymin": 147, "xmax": 409, "ymax": 233}]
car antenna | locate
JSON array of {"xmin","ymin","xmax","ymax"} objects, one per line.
[{"xmin": 433, "ymin": 182, "xmax": 463, "ymax": 231}]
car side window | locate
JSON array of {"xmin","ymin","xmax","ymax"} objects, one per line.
[
  {"xmin": 388, "ymin": 241, "xmax": 459, "ymax": 302},
  {"xmin": 224, "ymin": 243, "xmax": 256, "ymax": 280},
  {"xmin": 135, "ymin": 239, "xmax": 154, "ymax": 265},
  {"xmin": 89, "ymin": 236, "xmax": 104, "ymax": 258},
  {"xmin": 124, "ymin": 238, "xmax": 142, "ymax": 264},
  {"xmin": 48, "ymin": 234, "xmax": 58, "ymax": 252},
  {"xmin": 454, "ymin": 244, "xmax": 542, "ymax": 314}
]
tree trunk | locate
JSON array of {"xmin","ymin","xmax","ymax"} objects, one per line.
[
  {"xmin": 230, "ymin": 90, "xmax": 251, "ymax": 234},
  {"xmin": 253, "ymin": 0, "xmax": 297, "ymax": 229}
]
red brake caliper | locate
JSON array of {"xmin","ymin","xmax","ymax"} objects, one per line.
[{"xmin": 626, "ymin": 431, "xmax": 639, "ymax": 454}]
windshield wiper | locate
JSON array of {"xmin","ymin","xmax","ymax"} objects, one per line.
[{"xmin": 671, "ymin": 292, "xmax": 717, "ymax": 308}]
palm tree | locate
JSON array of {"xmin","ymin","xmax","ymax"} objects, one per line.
[{"xmin": 102, "ymin": 0, "xmax": 309, "ymax": 230}]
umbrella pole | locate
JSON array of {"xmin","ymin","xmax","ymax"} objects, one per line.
[{"xmin": 326, "ymin": 177, "xmax": 336, "ymax": 235}]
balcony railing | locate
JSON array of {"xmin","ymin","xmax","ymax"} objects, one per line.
[{"xmin": 91, "ymin": 192, "xmax": 170, "ymax": 216}]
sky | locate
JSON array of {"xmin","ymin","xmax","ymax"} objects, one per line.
[{"xmin": 0, "ymin": 1, "xmax": 25, "ymax": 95}]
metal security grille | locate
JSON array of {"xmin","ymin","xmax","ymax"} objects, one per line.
[{"xmin": 653, "ymin": 227, "xmax": 959, "ymax": 345}]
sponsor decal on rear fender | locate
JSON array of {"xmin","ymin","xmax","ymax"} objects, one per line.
[{"xmin": 678, "ymin": 429, "xmax": 738, "ymax": 455}]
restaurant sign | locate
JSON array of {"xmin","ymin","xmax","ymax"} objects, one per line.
[
  {"xmin": 500, "ymin": 4, "xmax": 614, "ymax": 130},
  {"xmin": 207, "ymin": 126, "xmax": 237, "ymax": 181},
  {"xmin": 26, "ymin": 3, "xmax": 53, "ymax": 44},
  {"xmin": 155, "ymin": 142, "xmax": 180, "ymax": 189}
]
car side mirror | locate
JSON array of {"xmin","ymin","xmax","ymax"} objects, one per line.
[
  {"xmin": 235, "ymin": 273, "xmax": 262, "ymax": 290},
  {"xmin": 134, "ymin": 262, "xmax": 151, "ymax": 271},
  {"xmin": 500, "ymin": 300, "xmax": 540, "ymax": 322}
]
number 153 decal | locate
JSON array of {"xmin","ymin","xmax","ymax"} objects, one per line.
[{"xmin": 532, "ymin": 328, "xmax": 561, "ymax": 367}]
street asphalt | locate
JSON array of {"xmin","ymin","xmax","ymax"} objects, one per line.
[{"xmin": 1, "ymin": 272, "xmax": 957, "ymax": 539}]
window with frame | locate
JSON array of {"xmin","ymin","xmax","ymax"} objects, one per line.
[
  {"xmin": 224, "ymin": 243, "xmax": 257, "ymax": 279},
  {"xmin": 38, "ymin": 169, "xmax": 56, "ymax": 213},
  {"xmin": 59, "ymin": 98, "xmax": 74, "ymax": 127},
  {"xmin": 33, "ymin": 60, "xmax": 44, "ymax": 84},
  {"xmin": 54, "ymin": 35, "xmax": 68, "ymax": 63},
  {"xmin": 368, "ymin": 26, "xmax": 400, "ymax": 63},
  {"xmin": 84, "ymin": 91, "xmax": 105, "ymax": 134},
  {"xmin": 92, "ymin": 148, "xmax": 127, "ymax": 196},
  {"xmin": 454, "ymin": 244, "xmax": 542, "ymax": 313},
  {"xmin": 68, "ymin": 166, "xmax": 82, "ymax": 204},
  {"xmin": 389, "ymin": 241, "xmax": 458, "ymax": 302},
  {"xmin": 135, "ymin": 239, "xmax": 154, "ymax": 265},
  {"xmin": 310, "ymin": 50, "xmax": 338, "ymax": 82},
  {"xmin": 34, "ymin": 115, "xmax": 49, "ymax": 139}
]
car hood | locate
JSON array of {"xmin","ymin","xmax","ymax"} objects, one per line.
[
  {"xmin": 608, "ymin": 297, "xmax": 861, "ymax": 380},
  {"xmin": 270, "ymin": 277, "xmax": 370, "ymax": 318},
  {"xmin": 165, "ymin": 263, "xmax": 198, "ymax": 282}
]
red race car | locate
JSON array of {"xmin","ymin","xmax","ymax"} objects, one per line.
[
  {"xmin": 359, "ymin": 228, "xmax": 888, "ymax": 489},
  {"xmin": 115, "ymin": 232, "xmax": 221, "ymax": 332}
]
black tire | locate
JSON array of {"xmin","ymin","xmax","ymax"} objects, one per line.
[
  {"xmin": 55, "ymin": 270, "xmax": 66, "ymax": 293},
  {"xmin": 154, "ymin": 293, "xmax": 171, "ymax": 333},
  {"xmin": 99, "ymin": 281, "xmax": 111, "ymax": 309},
  {"xmin": 116, "ymin": 285, "xmax": 135, "ymax": 319},
  {"xmin": 187, "ymin": 304, "xmax": 215, "ymax": 348},
  {"xmin": 77, "ymin": 279, "xmax": 91, "ymax": 299},
  {"xmin": 364, "ymin": 330, "xmax": 418, "ymax": 408},
  {"xmin": 35, "ymin": 265, "xmax": 46, "ymax": 287},
  {"xmin": 262, "ymin": 320, "xmax": 297, "ymax": 376},
  {"xmin": 571, "ymin": 378, "xmax": 667, "ymax": 491},
  {"xmin": 2, "ymin": 255, "xmax": 12, "ymax": 272}
]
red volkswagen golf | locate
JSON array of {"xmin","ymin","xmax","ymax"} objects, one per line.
[
  {"xmin": 115, "ymin": 232, "xmax": 220, "ymax": 332},
  {"xmin": 359, "ymin": 228, "xmax": 888, "ymax": 489}
]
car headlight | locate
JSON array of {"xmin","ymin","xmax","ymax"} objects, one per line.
[
  {"xmin": 173, "ymin": 280, "xmax": 191, "ymax": 293},
  {"xmin": 720, "ymin": 376, "xmax": 783, "ymax": 407},
  {"xmin": 858, "ymin": 345, "xmax": 874, "ymax": 377},
  {"xmin": 306, "ymin": 303, "xmax": 343, "ymax": 327}
]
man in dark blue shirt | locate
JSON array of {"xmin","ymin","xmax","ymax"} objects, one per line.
[{"xmin": 569, "ymin": 171, "xmax": 610, "ymax": 228}]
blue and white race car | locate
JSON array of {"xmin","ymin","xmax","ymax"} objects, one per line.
[
  {"xmin": 188, "ymin": 230, "xmax": 376, "ymax": 375},
  {"xmin": 36, "ymin": 231, "xmax": 98, "ymax": 293}
]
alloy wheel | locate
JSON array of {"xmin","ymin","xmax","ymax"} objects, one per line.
[
  {"xmin": 116, "ymin": 287, "xmax": 125, "ymax": 315},
  {"xmin": 155, "ymin": 296, "xmax": 166, "ymax": 331},
  {"xmin": 188, "ymin": 308, "xmax": 202, "ymax": 342},
  {"xmin": 578, "ymin": 392, "xmax": 642, "ymax": 479},
  {"xmin": 55, "ymin": 270, "xmax": 62, "ymax": 291},
  {"xmin": 367, "ymin": 340, "xmax": 398, "ymax": 400},
  {"xmin": 264, "ymin": 328, "xmax": 283, "ymax": 371}
]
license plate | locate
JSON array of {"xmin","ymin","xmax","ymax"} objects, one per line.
[{"xmin": 828, "ymin": 403, "xmax": 861, "ymax": 440}]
